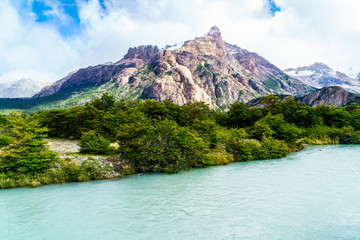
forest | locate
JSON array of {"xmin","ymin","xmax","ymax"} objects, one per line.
[{"xmin": 1, "ymin": 93, "xmax": 360, "ymax": 188}]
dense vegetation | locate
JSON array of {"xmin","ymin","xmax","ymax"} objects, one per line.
[{"xmin": 1, "ymin": 93, "xmax": 360, "ymax": 189}]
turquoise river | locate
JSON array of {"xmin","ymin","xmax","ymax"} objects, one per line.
[{"xmin": 1, "ymin": 145, "xmax": 360, "ymax": 239}]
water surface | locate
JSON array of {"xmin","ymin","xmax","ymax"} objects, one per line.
[{"xmin": 1, "ymin": 145, "xmax": 360, "ymax": 239}]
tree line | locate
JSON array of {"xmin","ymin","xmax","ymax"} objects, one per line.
[{"xmin": 1, "ymin": 93, "xmax": 360, "ymax": 188}]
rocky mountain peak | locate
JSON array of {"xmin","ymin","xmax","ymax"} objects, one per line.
[
  {"xmin": 207, "ymin": 26, "xmax": 222, "ymax": 39},
  {"xmin": 123, "ymin": 45, "xmax": 159, "ymax": 62},
  {"xmin": 300, "ymin": 86, "xmax": 354, "ymax": 107},
  {"xmin": 31, "ymin": 26, "xmax": 312, "ymax": 110},
  {"xmin": 310, "ymin": 62, "xmax": 331, "ymax": 72}
]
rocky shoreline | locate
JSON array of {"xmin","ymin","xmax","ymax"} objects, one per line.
[{"xmin": 46, "ymin": 139, "xmax": 126, "ymax": 180}]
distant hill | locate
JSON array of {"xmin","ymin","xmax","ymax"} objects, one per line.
[
  {"xmin": 0, "ymin": 78, "xmax": 47, "ymax": 98},
  {"xmin": 284, "ymin": 62, "xmax": 360, "ymax": 93}
]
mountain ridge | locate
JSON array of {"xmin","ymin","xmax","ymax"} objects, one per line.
[
  {"xmin": 246, "ymin": 86, "xmax": 360, "ymax": 108},
  {"xmin": 31, "ymin": 26, "xmax": 312, "ymax": 110},
  {"xmin": 0, "ymin": 78, "xmax": 47, "ymax": 98},
  {"xmin": 284, "ymin": 62, "xmax": 360, "ymax": 93}
]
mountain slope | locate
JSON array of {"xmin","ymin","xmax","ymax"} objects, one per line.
[
  {"xmin": 299, "ymin": 86, "xmax": 360, "ymax": 107},
  {"xmin": 0, "ymin": 79, "xmax": 46, "ymax": 98},
  {"xmin": 28, "ymin": 27, "xmax": 311, "ymax": 110},
  {"xmin": 284, "ymin": 62, "xmax": 360, "ymax": 93},
  {"xmin": 246, "ymin": 86, "xmax": 360, "ymax": 108}
]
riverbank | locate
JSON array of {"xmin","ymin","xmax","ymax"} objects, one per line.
[
  {"xmin": 0, "ymin": 140, "xmax": 279, "ymax": 189},
  {"xmin": 0, "ymin": 139, "xmax": 131, "ymax": 189},
  {"xmin": 0, "ymin": 138, "xmax": 309, "ymax": 189},
  {"xmin": 2, "ymin": 95, "xmax": 360, "ymax": 189},
  {"xmin": 0, "ymin": 137, "xmax": 356, "ymax": 190}
]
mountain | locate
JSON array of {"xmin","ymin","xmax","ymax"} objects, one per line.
[
  {"xmin": 33, "ymin": 45, "xmax": 159, "ymax": 99},
  {"xmin": 299, "ymin": 86, "xmax": 360, "ymax": 107},
  {"xmin": 22, "ymin": 27, "xmax": 311, "ymax": 111},
  {"xmin": 246, "ymin": 86, "xmax": 360, "ymax": 108},
  {"xmin": 284, "ymin": 62, "xmax": 360, "ymax": 93},
  {"xmin": 356, "ymin": 73, "xmax": 360, "ymax": 82},
  {"xmin": 0, "ymin": 78, "xmax": 46, "ymax": 98}
]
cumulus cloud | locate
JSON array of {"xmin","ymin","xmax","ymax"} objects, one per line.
[{"xmin": 0, "ymin": 0, "xmax": 360, "ymax": 83}]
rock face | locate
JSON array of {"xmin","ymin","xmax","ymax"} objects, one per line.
[
  {"xmin": 33, "ymin": 45, "xmax": 160, "ymax": 99},
  {"xmin": 299, "ymin": 86, "xmax": 360, "ymax": 107},
  {"xmin": 246, "ymin": 86, "xmax": 360, "ymax": 108},
  {"xmin": 33, "ymin": 26, "xmax": 312, "ymax": 109},
  {"xmin": 122, "ymin": 45, "xmax": 159, "ymax": 63},
  {"xmin": 0, "ymin": 78, "xmax": 46, "ymax": 98},
  {"xmin": 284, "ymin": 62, "xmax": 360, "ymax": 93}
]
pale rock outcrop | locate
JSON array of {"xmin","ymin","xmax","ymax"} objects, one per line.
[{"xmin": 300, "ymin": 86, "xmax": 358, "ymax": 107}]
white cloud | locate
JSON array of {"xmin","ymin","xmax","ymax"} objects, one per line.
[
  {"xmin": 0, "ymin": 0, "xmax": 79, "ymax": 83},
  {"xmin": 1, "ymin": 0, "xmax": 360, "ymax": 84}
]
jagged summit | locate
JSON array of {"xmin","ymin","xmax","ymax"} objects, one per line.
[
  {"xmin": 122, "ymin": 45, "xmax": 159, "ymax": 62},
  {"xmin": 310, "ymin": 62, "xmax": 332, "ymax": 72},
  {"xmin": 207, "ymin": 26, "xmax": 222, "ymax": 39}
]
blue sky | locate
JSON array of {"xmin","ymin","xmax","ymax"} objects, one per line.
[
  {"xmin": 29, "ymin": 0, "xmax": 280, "ymax": 37},
  {"xmin": 0, "ymin": 0, "xmax": 359, "ymax": 83}
]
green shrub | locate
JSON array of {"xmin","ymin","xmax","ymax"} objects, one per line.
[
  {"xmin": 1, "ymin": 147, "xmax": 56, "ymax": 176},
  {"xmin": 118, "ymin": 119, "xmax": 209, "ymax": 173},
  {"xmin": 60, "ymin": 160, "xmax": 82, "ymax": 182},
  {"xmin": 0, "ymin": 114, "xmax": 56, "ymax": 177},
  {"xmin": 227, "ymin": 139, "xmax": 262, "ymax": 162},
  {"xmin": 200, "ymin": 150, "xmax": 234, "ymax": 166},
  {"xmin": 199, "ymin": 71, "xmax": 212, "ymax": 78},
  {"xmin": 195, "ymin": 64, "xmax": 204, "ymax": 72},
  {"xmin": 338, "ymin": 127, "xmax": 360, "ymax": 144},
  {"xmin": 79, "ymin": 158, "xmax": 109, "ymax": 180},
  {"xmin": 79, "ymin": 131, "xmax": 112, "ymax": 154},
  {"xmin": 0, "ymin": 135, "xmax": 10, "ymax": 147},
  {"xmin": 258, "ymin": 136, "xmax": 291, "ymax": 159}
]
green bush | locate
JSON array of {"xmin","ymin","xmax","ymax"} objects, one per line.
[
  {"xmin": 195, "ymin": 64, "xmax": 204, "ymax": 72},
  {"xmin": 338, "ymin": 127, "xmax": 360, "ymax": 144},
  {"xmin": 80, "ymin": 158, "xmax": 111, "ymax": 180},
  {"xmin": 1, "ymin": 147, "xmax": 56, "ymax": 176},
  {"xmin": 227, "ymin": 139, "xmax": 262, "ymax": 162},
  {"xmin": 79, "ymin": 131, "xmax": 112, "ymax": 154},
  {"xmin": 200, "ymin": 150, "xmax": 234, "ymax": 166},
  {"xmin": 226, "ymin": 133, "xmax": 290, "ymax": 162},
  {"xmin": 0, "ymin": 135, "xmax": 10, "ymax": 147},
  {"xmin": 118, "ymin": 119, "xmax": 209, "ymax": 173},
  {"xmin": 0, "ymin": 114, "xmax": 56, "ymax": 177},
  {"xmin": 258, "ymin": 136, "xmax": 291, "ymax": 159}
]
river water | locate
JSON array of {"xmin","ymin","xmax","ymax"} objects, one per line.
[{"xmin": 1, "ymin": 145, "xmax": 360, "ymax": 240}]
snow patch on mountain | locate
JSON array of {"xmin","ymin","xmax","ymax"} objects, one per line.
[
  {"xmin": 164, "ymin": 41, "xmax": 185, "ymax": 51},
  {"xmin": 284, "ymin": 62, "xmax": 360, "ymax": 93}
]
